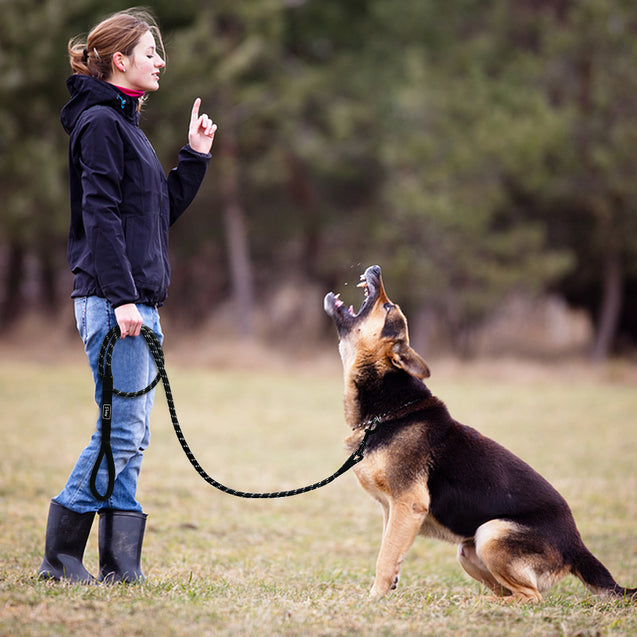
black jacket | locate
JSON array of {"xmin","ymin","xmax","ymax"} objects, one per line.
[{"xmin": 61, "ymin": 74, "xmax": 211, "ymax": 308}]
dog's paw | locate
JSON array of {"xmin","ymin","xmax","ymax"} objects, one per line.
[{"xmin": 369, "ymin": 574, "xmax": 400, "ymax": 600}]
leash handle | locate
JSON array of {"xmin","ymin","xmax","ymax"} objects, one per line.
[
  {"xmin": 90, "ymin": 327, "xmax": 119, "ymax": 501},
  {"xmin": 89, "ymin": 370, "xmax": 115, "ymax": 501},
  {"xmin": 91, "ymin": 325, "xmax": 376, "ymax": 500}
]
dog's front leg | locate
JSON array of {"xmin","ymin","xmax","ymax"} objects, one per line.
[{"xmin": 369, "ymin": 498, "xmax": 427, "ymax": 600}]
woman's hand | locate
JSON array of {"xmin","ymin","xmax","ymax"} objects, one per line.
[
  {"xmin": 188, "ymin": 98, "xmax": 217, "ymax": 154},
  {"xmin": 114, "ymin": 303, "xmax": 143, "ymax": 339}
]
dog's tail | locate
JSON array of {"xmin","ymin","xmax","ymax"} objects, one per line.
[{"xmin": 571, "ymin": 545, "xmax": 637, "ymax": 600}]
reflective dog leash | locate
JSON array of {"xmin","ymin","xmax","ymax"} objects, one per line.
[{"xmin": 90, "ymin": 325, "xmax": 378, "ymax": 501}]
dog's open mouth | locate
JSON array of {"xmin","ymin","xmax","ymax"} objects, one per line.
[{"xmin": 324, "ymin": 265, "xmax": 383, "ymax": 329}]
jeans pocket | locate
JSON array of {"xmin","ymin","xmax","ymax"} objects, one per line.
[{"xmin": 74, "ymin": 297, "xmax": 88, "ymax": 345}]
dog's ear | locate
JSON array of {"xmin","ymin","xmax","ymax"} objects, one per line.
[{"xmin": 390, "ymin": 342, "xmax": 431, "ymax": 380}]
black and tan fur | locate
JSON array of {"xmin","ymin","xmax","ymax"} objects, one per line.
[{"xmin": 324, "ymin": 265, "xmax": 636, "ymax": 602}]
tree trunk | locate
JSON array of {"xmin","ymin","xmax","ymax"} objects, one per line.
[
  {"xmin": 1, "ymin": 242, "xmax": 25, "ymax": 331},
  {"xmin": 38, "ymin": 247, "xmax": 60, "ymax": 315},
  {"xmin": 285, "ymin": 152, "xmax": 320, "ymax": 279},
  {"xmin": 218, "ymin": 99, "xmax": 254, "ymax": 338},
  {"xmin": 591, "ymin": 247, "xmax": 622, "ymax": 361},
  {"xmin": 223, "ymin": 200, "xmax": 253, "ymax": 337}
]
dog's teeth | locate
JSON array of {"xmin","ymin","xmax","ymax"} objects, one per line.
[{"xmin": 357, "ymin": 281, "xmax": 367, "ymax": 289}]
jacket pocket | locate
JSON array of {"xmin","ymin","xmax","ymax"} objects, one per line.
[{"xmin": 123, "ymin": 213, "xmax": 163, "ymax": 288}]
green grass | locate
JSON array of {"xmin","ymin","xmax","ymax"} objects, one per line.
[{"xmin": 1, "ymin": 354, "xmax": 636, "ymax": 636}]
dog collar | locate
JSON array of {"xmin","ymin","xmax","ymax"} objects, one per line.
[{"xmin": 355, "ymin": 397, "xmax": 432, "ymax": 431}]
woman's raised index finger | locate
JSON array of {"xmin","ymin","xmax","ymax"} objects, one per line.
[{"xmin": 190, "ymin": 97, "xmax": 201, "ymax": 124}]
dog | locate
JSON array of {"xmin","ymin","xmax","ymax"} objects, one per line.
[{"xmin": 324, "ymin": 265, "xmax": 636, "ymax": 602}]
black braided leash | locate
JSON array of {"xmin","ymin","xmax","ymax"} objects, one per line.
[{"xmin": 90, "ymin": 325, "xmax": 378, "ymax": 501}]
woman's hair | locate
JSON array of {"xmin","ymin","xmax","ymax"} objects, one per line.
[{"xmin": 68, "ymin": 8, "xmax": 164, "ymax": 81}]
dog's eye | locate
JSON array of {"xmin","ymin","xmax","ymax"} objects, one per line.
[{"xmin": 384, "ymin": 303, "xmax": 395, "ymax": 313}]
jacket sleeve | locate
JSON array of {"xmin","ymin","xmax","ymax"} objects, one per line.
[
  {"xmin": 166, "ymin": 144, "xmax": 211, "ymax": 226},
  {"xmin": 74, "ymin": 109, "xmax": 139, "ymax": 307}
]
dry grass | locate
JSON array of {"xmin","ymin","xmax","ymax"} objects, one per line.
[{"xmin": 1, "ymin": 347, "xmax": 636, "ymax": 636}]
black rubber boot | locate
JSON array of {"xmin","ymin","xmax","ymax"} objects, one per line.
[
  {"xmin": 38, "ymin": 500, "xmax": 95, "ymax": 583},
  {"xmin": 98, "ymin": 509, "xmax": 147, "ymax": 583}
]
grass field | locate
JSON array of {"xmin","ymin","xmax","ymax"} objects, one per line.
[{"xmin": 1, "ymin": 348, "xmax": 636, "ymax": 636}]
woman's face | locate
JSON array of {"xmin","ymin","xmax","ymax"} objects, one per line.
[{"xmin": 115, "ymin": 30, "xmax": 165, "ymax": 92}]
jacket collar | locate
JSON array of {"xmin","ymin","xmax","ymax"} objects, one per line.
[{"xmin": 61, "ymin": 74, "xmax": 140, "ymax": 133}]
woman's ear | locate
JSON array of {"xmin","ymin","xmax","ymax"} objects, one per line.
[
  {"xmin": 112, "ymin": 52, "xmax": 127, "ymax": 73},
  {"xmin": 390, "ymin": 342, "xmax": 431, "ymax": 380}
]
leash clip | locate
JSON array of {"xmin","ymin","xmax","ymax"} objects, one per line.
[{"xmin": 352, "ymin": 418, "xmax": 380, "ymax": 464}]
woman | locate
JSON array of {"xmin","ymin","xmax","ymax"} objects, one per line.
[{"xmin": 38, "ymin": 8, "xmax": 216, "ymax": 583}]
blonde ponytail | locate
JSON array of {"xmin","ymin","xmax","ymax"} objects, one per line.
[{"xmin": 68, "ymin": 37, "xmax": 98, "ymax": 77}]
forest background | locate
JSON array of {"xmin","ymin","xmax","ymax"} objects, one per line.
[{"xmin": 2, "ymin": 0, "xmax": 637, "ymax": 361}]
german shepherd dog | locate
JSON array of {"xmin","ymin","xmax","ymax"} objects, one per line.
[{"xmin": 324, "ymin": 265, "xmax": 636, "ymax": 602}]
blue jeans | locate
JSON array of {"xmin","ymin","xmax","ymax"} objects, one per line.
[{"xmin": 54, "ymin": 296, "xmax": 163, "ymax": 514}]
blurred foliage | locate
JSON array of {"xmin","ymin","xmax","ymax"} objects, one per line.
[{"xmin": 1, "ymin": 0, "xmax": 637, "ymax": 356}]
